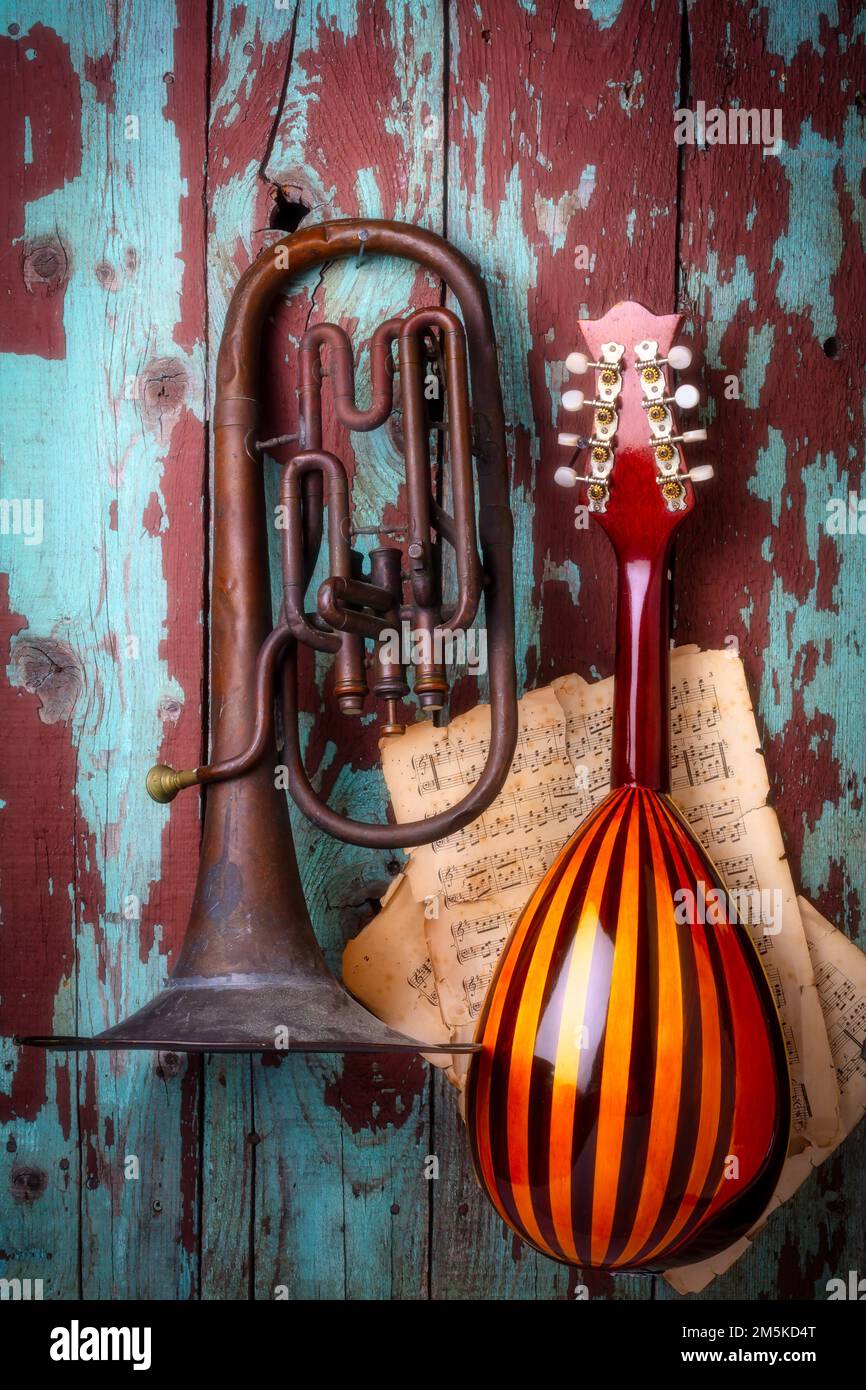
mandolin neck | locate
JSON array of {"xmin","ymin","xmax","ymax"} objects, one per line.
[{"xmin": 610, "ymin": 538, "xmax": 673, "ymax": 792}]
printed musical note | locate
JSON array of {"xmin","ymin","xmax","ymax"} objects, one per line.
[
  {"xmin": 407, "ymin": 959, "xmax": 439, "ymax": 1007},
  {"xmin": 814, "ymin": 958, "xmax": 866, "ymax": 1088},
  {"xmin": 439, "ymin": 836, "xmax": 567, "ymax": 906}
]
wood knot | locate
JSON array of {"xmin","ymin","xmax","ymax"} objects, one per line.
[
  {"xmin": 158, "ymin": 695, "xmax": 183, "ymax": 723},
  {"xmin": 139, "ymin": 356, "xmax": 189, "ymax": 436},
  {"xmin": 9, "ymin": 636, "xmax": 83, "ymax": 724},
  {"xmin": 10, "ymin": 1163, "xmax": 48, "ymax": 1205},
  {"xmin": 155, "ymin": 1050, "xmax": 182, "ymax": 1079},
  {"xmin": 268, "ymin": 180, "xmax": 313, "ymax": 234},
  {"xmin": 95, "ymin": 261, "xmax": 120, "ymax": 291},
  {"xmin": 22, "ymin": 237, "xmax": 69, "ymax": 296}
]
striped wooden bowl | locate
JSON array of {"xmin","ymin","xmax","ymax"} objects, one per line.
[{"xmin": 466, "ymin": 785, "xmax": 791, "ymax": 1271}]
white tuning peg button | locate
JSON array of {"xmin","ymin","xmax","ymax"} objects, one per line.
[
  {"xmin": 558, "ymin": 432, "xmax": 581, "ymax": 447},
  {"xmin": 554, "ymin": 466, "xmax": 579, "ymax": 488},
  {"xmin": 669, "ymin": 428, "xmax": 708, "ymax": 445},
  {"xmin": 562, "ymin": 389, "xmax": 585, "ymax": 411},
  {"xmin": 565, "ymin": 351, "xmax": 590, "ymax": 374},
  {"xmin": 688, "ymin": 464, "xmax": 715, "ymax": 483},
  {"xmin": 666, "ymin": 344, "xmax": 693, "ymax": 370},
  {"xmin": 673, "ymin": 383, "xmax": 700, "ymax": 409}
]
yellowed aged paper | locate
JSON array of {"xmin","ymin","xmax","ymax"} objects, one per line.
[
  {"xmin": 383, "ymin": 682, "xmax": 611, "ymax": 1035},
  {"xmin": 799, "ymin": 897, "xmax": 866, "ymax": 1139},
  {"xmin": 664, "ymin": 899, "xmax": 866, "ymax": 1294},
  {"xmin": 342, "ymin": 875, "xmax": 451, "ymax": 1053},
  {"xmin": 657, "ymin": 651, "xmax": 838, "ymax": 1151},
  {"xmin": 379, "ymin": 687, "xmax": 598, "ymax": 1040}
]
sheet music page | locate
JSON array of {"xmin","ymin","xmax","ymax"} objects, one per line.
[
  {"xmin": 380, "ymin": 685, "xmax": 606, "ymax": 1041},
  {"xmin": 798, "ymin": 897, "xmax": 866, "ymax": 1140},
  {"xmin": 652, "ymin": 650, "xmax": 839, "ymax": 1153},
  {"xmin": 664, "ymin": 898, "xmax": 866, "ymax": 1294},
  {"xmin": 342, "ymin": 875, "xmax": 452, "ymax": 1054}
]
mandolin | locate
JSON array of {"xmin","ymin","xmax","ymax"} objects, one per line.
[{"xmin": 465, "ymin": 303, "xmax": 791, "ymax": 1272}]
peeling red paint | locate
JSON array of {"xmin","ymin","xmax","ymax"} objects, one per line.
[
  {"xmin": 166, "ymin": 5, "xmax": 207, "ymax": 355},
  {"xmin": 675, "ymin": 0, "xmax": 865, "ymax": 945},
  {"xmin": 0, "ymin": 24, "xmax": 82, "ymax": 357},
  {"xmin": 54, "ymin": 1060, "xmax": 72, "ymax": 1141},
  {"xmin": 142, "ymin": 491, "xmax": 163, "ymax": 537},
  {"xmin": 323, "ymin": 1054, "xmax": 426, "ymax": 1134},
  {"xmin": 81, "ymin": 1054, "xmax": 100, "ymax": 1191},
  {"xmin": 0, "ymin": 576, "xmax": 91, "ymax": 1122},
  {"xmin": 137, "ymin": 400, "xmax": 204, "ymax": 968},
  {"xmin": 178, "ymin": 1062, "xmax": 200, "ymax": 1266},
  {"xmin": 84, "ymin": 52, "xmax": 115, "ymax": 110}
]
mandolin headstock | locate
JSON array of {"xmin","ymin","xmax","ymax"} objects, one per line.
[{"xmin": 554, "ymin": 302, "xmax": 712, "ymax": 560}]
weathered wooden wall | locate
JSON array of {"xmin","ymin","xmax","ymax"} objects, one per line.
[{"xmin": 1, "ymin": 0, "xmax": 863, "ymax": 1300}]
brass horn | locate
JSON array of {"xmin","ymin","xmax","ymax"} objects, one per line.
[{"xmin": 21, "ymin": 219, "xmax": 517, "ymax": 1053}]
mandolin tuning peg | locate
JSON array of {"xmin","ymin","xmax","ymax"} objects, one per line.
[
  {"xmin": 665, "ymin": 344, "xmax": 693, "ymax": 370},
  {"xmin": 557, "ymin": 431, "xmax": 581, "ymax": 447},
  {"xmin": 669, "ymin": 427, "xmax": 708, "ymax": 445},
  {"xmin": 565, "ymin": 351, "xmax": 590, "ymax": 374},
  {"xmin": 673, "ymin": 383, "xmax": 700, "ymax": 409},
  {"xmin": 562, "ymin": 389, "xmax": 585, "ymax": 410},
  {"xmin": 554, "ymin": 466, "xmax": 579, "ymax": 488},
  {"xmin": 688, "ymin": 464, "xmax": 715, "ymax": 483}
]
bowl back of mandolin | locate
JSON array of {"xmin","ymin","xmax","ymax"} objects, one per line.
[{"xmin": 466, "ymin": 784, "xmax": 791, "ymax": 1271}]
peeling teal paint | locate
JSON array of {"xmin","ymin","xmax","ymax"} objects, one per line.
[
  {"xmin": 740, "ymin": 323, "xmax": 775, "ymax": 409},
  {"xmin": 684, "ymin": 250, "xmax": 755, "ymax": 368},
  {"xmin": 607, "ymin": 70, "xmax": 644, "ymax": 114},
  {"xmin": 840, "ymin": 104, "xmax": 866, "ymax": 252},
  {"xmin": 577, "ymin": 163, "xmax": 596, "ymax": 208},
  {"xmin": 543, "ymin": 556, "xmax": 581, "ymax": 605},
  {"xmin": 755, "ymin": 450, "xmax": 864, "ymax": 930},
  {"xmin": 534, "ymin": 165, "xmax": 596, "ymax": 253},
  {"xmin": 771, "ymin": 120, "xmax": 844, "ymax": 340},
  {"xmin": 533, "ymin": 191, "xmax": 575, "ymax": 252},
  {"xmin": 589, "ymin": 0, "xmax": 626, "ymax": 32},
  {"xmin": 748, "ymin": 426, "xmax": 787, "ymax": 527},
  {"xmin": 739, "ymin": 590, "xmax": 754, "ymax": 631},
  {"xmin": 450, "ymin": 79, "xmax": 542, "ymax": 687},
  {"xmin": 764, "ymin": 0, "xmax": 838, "ymax": 62}
]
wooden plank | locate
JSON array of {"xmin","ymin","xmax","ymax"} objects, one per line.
[
  {"xmin": 0, "ymin": 0, "xmax": 207, "ymax": 1297},
  {"xmin": 251, "ymin": 0, "xmax": 447, "ymax": 1300},
  {"xmin": 660, "ymin": 0, "xmax": 866, "ymax": 1299},
  {"xmin": 199, "ymin": 0, "xmax": 299, "ymax": 1301},
  {"xmin": 0, "ymin": 1, "xmax": 87, "ymax": 1301},
  {"xmin": 202, "ymin": 0, "xmax": 444, "ymax": 1300},
  {"xmin": 432, "ymin": 0, "xmax": 682, "ymax": 1299}
]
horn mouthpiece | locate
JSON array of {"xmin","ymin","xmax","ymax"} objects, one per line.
[{"xmin": 146, "ymin": 764, "xmax": 198, "ymax": 803}]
